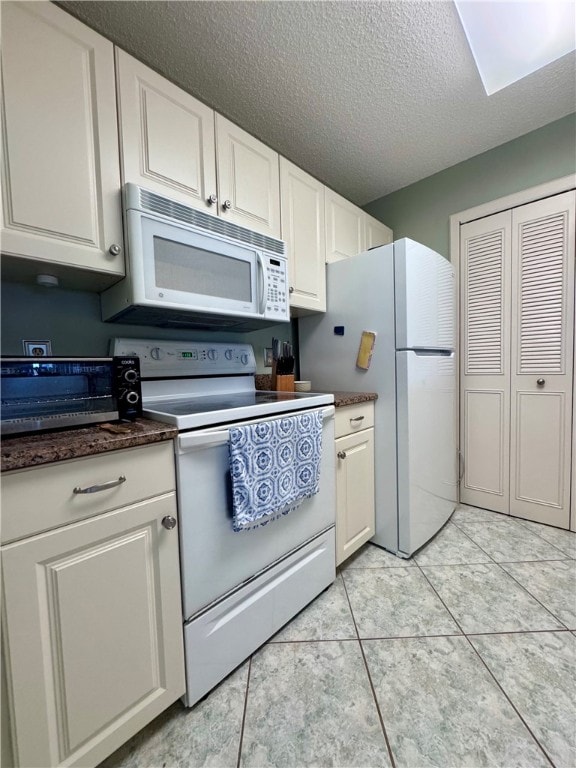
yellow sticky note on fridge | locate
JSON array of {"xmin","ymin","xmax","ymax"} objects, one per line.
[{"xmin": 356, "ymin": 331, "xmax": 376, "ymax": 370}]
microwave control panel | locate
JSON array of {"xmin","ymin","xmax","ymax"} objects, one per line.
[{"xmin": 265, "ymin": 256, "xmax": 289, "ymax": 318}]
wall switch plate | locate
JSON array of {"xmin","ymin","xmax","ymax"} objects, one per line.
[{"xmin": 264, "ymin": 347, "xmax": 273, "ymax": 367}]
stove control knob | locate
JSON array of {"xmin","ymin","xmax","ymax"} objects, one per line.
[
  {"xmin": 224, "ymin": 349, "xmax": 234, "ymax": 360},
  {"xmin": 150, "ymin": 347, "xmax": 164, "ymax": 360},
  {"xmin": 207, "ymin": 349, "xmax": 218, "ymax": 361},
  {"xmin": 240, "ymin": 353, "xmax": 249, "ymax": 365}
]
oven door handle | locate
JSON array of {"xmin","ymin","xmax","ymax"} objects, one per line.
[
  {"xmin": 177, "ymin": 406, "xmax": 335, "ymax": 454},
  {"xmin": 178, "ymin": 430, "xmax": 230, "ymax": 453}
]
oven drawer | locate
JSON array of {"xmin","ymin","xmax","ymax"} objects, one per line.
[
  {"xmin": 183, "ymin": 526, "xmax": 335, "ymax": 706},
  {"xmin": 1, "ymin": 442, "xmax": 175, "ymax": 543}
]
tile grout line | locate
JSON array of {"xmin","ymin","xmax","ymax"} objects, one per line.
[
  {"xmin": 449, "ymin": 519, "xmax": 499, "ymax": 563},
  {"xmin": 512, "ymin": 517, "xmax": 576, "ymax": 556},
  {"xmin": 462, "ymin": 636, "xmax": 558, "ymax": 768},
  {"xmin": 236, "ymin": 655, "xmax": 252, "ymax": 768},
  {"xmin": 414, "ymin": 560, "xmax": 558, "ymax": 768},
  {"xmin": 492, "ymin": 560, "xmax": 572, "ymax": 632},
  {"xmin": 452, "ymin": 514, "xmax": 572, "ymax": 560},
  {"xmin": 451, "ymin": 513, "xmax": 575, "ymax": 631},
  {"xmin": 340, "ymin": 570, "xmax": 397, "ymax": 768}
]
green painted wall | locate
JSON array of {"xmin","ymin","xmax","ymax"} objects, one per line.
[
  {"xmin": 364, "ymin": 114, "xmax": 576, "ymax": 258},
  {"xmin": 0, "ymin": 281, "xmax": 292, "ymax": 372}
]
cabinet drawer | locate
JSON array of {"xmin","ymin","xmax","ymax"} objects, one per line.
[
  {"xmin": 335, "ymin": 402, "xmax": 375, "ymax": 438},
  {"xmin": 1, "ymin": 442, "xmax": 175, "ymax": 544}
]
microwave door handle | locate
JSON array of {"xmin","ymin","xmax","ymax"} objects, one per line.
[{"xmin": 257, "ymin": 253, "xmax": 267, "ymax": 314}]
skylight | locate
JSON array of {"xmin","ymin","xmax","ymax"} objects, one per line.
[{"xmin": 454, "ymin": 0, "xmax": 576, "ymax": 95}]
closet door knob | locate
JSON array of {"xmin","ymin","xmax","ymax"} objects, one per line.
[
  {"xmin": 108, "ymin": 243, "xmax": 122, "ymax": 257},
  {"xmin": 337, "ymin": 451, "xmax": 347, "ymax": 460},
  {"xmin": 536, "ymin": 378, "xmax": 545, "ymax": 387},
  {"xmin": 162, "ymin": 516, "xmax": 177, "ymax": 530}
]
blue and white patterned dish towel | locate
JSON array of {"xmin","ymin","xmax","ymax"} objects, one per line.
[{"xmin": 229, "ymin": 410, "xmax": 323, "ymax": 532}]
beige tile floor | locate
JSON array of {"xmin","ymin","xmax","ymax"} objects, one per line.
[{"xmin": 100, "ymin": 506, "xmax": 576, "ymax": 768}]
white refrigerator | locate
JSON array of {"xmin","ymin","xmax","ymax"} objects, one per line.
[{"xmin": 299, "ymin": 238, "xmax": 458, "ymax": 557}]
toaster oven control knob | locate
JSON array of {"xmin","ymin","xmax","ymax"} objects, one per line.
[
  {"xmin": 108, "ymin": 243, "xmax": 122, "ymax": 257},
  {"xmin": 207, "ymin": 349, "xmax": 218, "ymax": 361},
  {"xmin": 150, "ymin": 347, "xmax": 164, "ymax": 360},
  {"xmin": 161, "ymin": 515, "xmax": 177, "ymax": 530},
  {"xmin": 125, "ymin": 391, "xmax": 140, "ymax": 405},
  {"xmin": 123, "ymin": 368, "xmax": 138, "ymax": 383}
]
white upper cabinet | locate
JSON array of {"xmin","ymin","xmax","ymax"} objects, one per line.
[
  {"xmin": 365, "ymin": 212, "xmax": 393, "ymax": 250},
  {"xmin": 117, "ymin": 54, "xmax": 281, "ymax": 238},
  {"xmin": 215, "ymin": 115, "xmax": 281, "ymax": 238},
  {"xmin": 280, "ymin": 158, "xmax": 326, "ymax": 314},
  {"xmin": 0, "ymin": 1, "xmax": 124, "ymax": 287},
  {"xmin": 116, "ymin": 50, "xmax": 217, "ymax": 212},
  {"xmin": 325, "ymin": 188, "xmax": 366, "ymax": 263}
]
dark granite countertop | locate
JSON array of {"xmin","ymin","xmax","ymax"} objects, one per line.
[
  {"xmin": 331, "ymin": 391, "xmax": 378, "ymax": 407},
  {"xmin": 1, "ymin": 418, "xmax": 178, "ymax": 473},
  {"xmin": 255, "ymin": 375, "xmax": 377, "ymax": 409}
]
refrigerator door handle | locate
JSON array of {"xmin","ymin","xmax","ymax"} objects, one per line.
[
  {"xmin": 406, "ymin": 349, "xmax": 454, "ymax": 357},
  {"xmin": 458, "ymin": 450, "xmax": 465, "ymax": 483}
]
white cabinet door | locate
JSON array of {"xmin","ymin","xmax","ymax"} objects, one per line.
[
  {"xmin": 459, "ymin": 191, "xmax": 575, "ymax": 529},
  {"xmin": 509, "ymin": 191, "xmax": 575, "ymax": 527},
  {"xmin": 365, "ymin": 213, "xmax": 393, "ymax": 250},
  {"xmin": 0, "ymin": 1, "xmax": 124, "ymax": 285},
  {"xmin": 325, "ymin": 188, "xmax": 365, "ymax": 263},
  {"xmin": 116, "ymin": 50, "xmax": 217, "ymax": 212},
  {"xmin": 335, "ymin": 427, "xmax": 375, "ymax": 566},
  {"xmin": 2, "ymin": 494, "xmax": 185, "ymax": 768},
  {"xmin": 215, "ymin": 115, "xmax": 280, "ymax": 237},
  {"xmin": 280, "ymin": 158, "xmax": 326, "ymax": 314},
  {"xmin": 459, "ymin": 211, "xmax": 512, "ymax": 514}
]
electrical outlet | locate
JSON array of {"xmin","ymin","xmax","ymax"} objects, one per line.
[{"xmin": 264, "ymin": 347, "xmax": 273, "ymax": 367}]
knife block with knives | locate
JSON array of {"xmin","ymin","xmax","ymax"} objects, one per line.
[{"xmin": 271, "ymin": 338, "xmax": 295, "ymax": 391}]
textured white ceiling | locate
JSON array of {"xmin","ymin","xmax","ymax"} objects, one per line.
[{"xmin": 59, "ymin": 0, "xmax": 576, "ymax": 205}]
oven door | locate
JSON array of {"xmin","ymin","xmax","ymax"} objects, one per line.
[{"xmin": 175, "ymin": 406, "xmax": 335, "ymax": 620}]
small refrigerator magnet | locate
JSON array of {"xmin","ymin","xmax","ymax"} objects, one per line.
[{"xmin": 356, "ymin": 331, "xmax": 376, "ymax": 370}]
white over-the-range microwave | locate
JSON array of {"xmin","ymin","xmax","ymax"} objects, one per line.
[{"xmin": 101, "ymin": 184, "xmax": 290, "ymax": 331}]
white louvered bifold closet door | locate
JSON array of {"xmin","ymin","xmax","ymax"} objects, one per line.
[
  {"xmin": 460, "ymin": 212, "xmax": 512, "ymax": 513},
  {"xmin": 509, "ymin": 191, "xmax": 575, "ymax": 527},
  {"xmin": 460, "ymin": 190, "xmax": 575, "ymax": 528}
]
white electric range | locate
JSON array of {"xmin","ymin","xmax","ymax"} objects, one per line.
[{"xmin": 112, "ymin": 338, "xmax": 336, "ymax": 706}]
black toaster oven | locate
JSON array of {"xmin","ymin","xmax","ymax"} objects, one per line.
[{"xmin": 0, "ymin": 357, "xmax": 142, "ymax": 436}]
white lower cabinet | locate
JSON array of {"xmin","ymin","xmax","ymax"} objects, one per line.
[
  {"xmin": 335, "ymin": 403, "xmax": 375, "ymax": 566},
  {"xmin": 1, "ymin": 443, "xmax": 185, "ymax": 768}
]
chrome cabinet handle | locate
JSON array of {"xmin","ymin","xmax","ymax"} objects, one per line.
[
  {"xmin": 108, "ymin": 244, "xmax": 122, "ymax": 257},
  {"xmin": 222, "ymin": 199, "xmax": 232, "ymax": 210},
  {"xmin": 337, "ymin": 451, "xmax": 347, "ymax": 459},
  {"xmin": 206, "ymin": 194, "xmax": 217, "ymax": 206},
  {"xmin": 537, "ymin": 378, "xmax": 545, "ymax": 386},
  {"xmin": 73, "ymin": 475, "xmax": 126, "ymax": 494},
  {"xmin": 350, "ymin": 416, "xmax": 364, "ymax": 424},
  {"xmin": 162, "ymin": 515, "xmax": 177, "ymax": 530}
]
